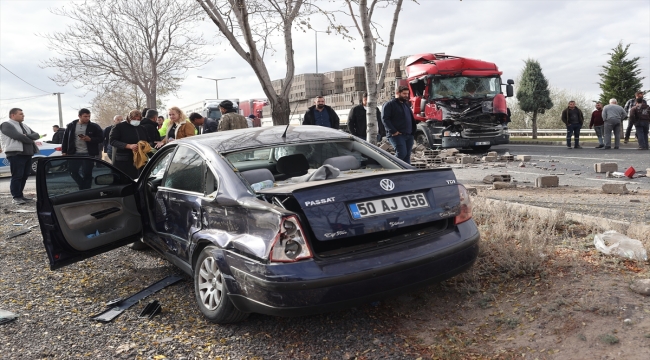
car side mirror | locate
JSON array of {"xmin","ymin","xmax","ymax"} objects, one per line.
[
  {"xmin": 506, "ymin": 84, "xmax": 514, "ymax": 98},
  {"xmin": 95, "ymin": 173, "xmax": 120, "ymax": 186}
]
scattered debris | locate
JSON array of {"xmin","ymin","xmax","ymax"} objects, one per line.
[
  {"xmin": 594, "ymin": 162, "xmax": 618, "ymax": 173},
  {"xmin": 630, "ymin": 199, "xmax": 641, "ymax": 203},
  {"xmin": 630, "ymin": 279, "xmax": 650, "ymax": 296},
  {"xmin": 516, "ymin": 155, "xmax": 531, "ymax": 162},
  {"xmin": 139, "ymin": 300, "xmax": 162, "ymax": 320},
  {"xmin": 518, "ymin": 162, "xmax": 525, "ymax": 167},
  {"xmin": 602, "ymin": 183, "xmax": 628, "ymax": 194},
  {"xmin": 465, "ymin": 186, "xmax": 478, "ymax": 195},
  {"xmin": 5, "ymin": 229, "xmax": 31, "ymax": 239},
  {"xmin": 493, "ymin": 181, "xmax": 516, "ymax": 190},
  {"xmin": 9, "ymin": 209, "xmax": 35, "ymax": 213},
  {"xmin": 483, "ymin": 174, "xmax": 511, "ymax": 184},
  {"xmin": 535, "ymin": 176, "xmax": 559, "ymax": 188},
  {"xmin": 0, "ymin": 309, "xmax": 18, "ymax": 325},
  {"xmin": 594, "ymin": 231, "xmax": 647, "ymax": 261},
  {"xmin": 624, "ymin": 166, "xmax": 636, "ymax": 178}
]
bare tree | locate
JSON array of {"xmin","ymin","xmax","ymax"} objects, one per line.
[
  {"xmin": 90, "ymin": 83, "xmax": 148, "ymax": 128},
  {"xmin": 196, "ymin": 0, "xmax": 310, "ymax": 125},
  {"xmin": 344, "ymin": 0, "xmax": 404, "ymax": 144},
  {"xmin": 42, "ymin": 0, "xmax": 208, "ymax": 109}
]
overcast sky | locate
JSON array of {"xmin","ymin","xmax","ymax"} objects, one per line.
[{"xmin": 1, "ymin": 0, "xmax": 649, "ymax": 138}]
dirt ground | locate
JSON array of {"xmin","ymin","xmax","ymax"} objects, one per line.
[{"xmin": 388, "ymin": 186, "xmax": 650, "ymax": 359}]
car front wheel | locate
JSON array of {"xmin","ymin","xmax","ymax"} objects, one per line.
[{"xmin": 194, "ymin": 245, "xmax": 248, "ymax": 323}]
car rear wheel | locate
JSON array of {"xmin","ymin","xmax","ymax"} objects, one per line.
[
  {"xmin": 30, "ymin": 158, "xmax": 39, "ymax": 175},
  {"xmin": 194, "ymin": 245, "xmax": 248, "ymax": 323}
]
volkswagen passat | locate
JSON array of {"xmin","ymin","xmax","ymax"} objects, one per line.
[{"xmin": 36, "ymin": 125, "xmax": 479, "ymax": 323}]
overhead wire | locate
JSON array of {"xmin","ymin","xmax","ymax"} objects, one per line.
[
  {"xmin": 0, "ymin": 94, "xmax": 52, "ymax": 102},
  {"xmin": 0, "ymin": 63, "xmax": 51, "ymax": 94}
]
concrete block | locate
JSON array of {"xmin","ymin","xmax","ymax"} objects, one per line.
[
  {"xmin": 445, "ymin": 148, "xmax": 459, "ymax": 156},
  {"xmin": 465, "ymin": 186, "xmax": 478, "ymax": 195},
  {"xmin": 458, "ymin": 156, "xmax": 475, "ymax": 164},
  {"xmin": 595, "ymin": 162, "xmax": 618, "ymax": 173},
  {"xmin": 516, "ymin": 155, "xmax": 531, "ymax": 162},
  {"xmin": 445, "ymin": 157, "xmax": 456, "ymax": 164},
  {"xmin": 602, "ymin": 183, "xmax": 628, "ymax": 194},
  {"xmin": 487, "ymin": 151, "xmax": 498, "ymax": 157},
  {"xmin": 483, "ymin": 174, "xmax": 510, "ymax": 184},
  {"xmin": 412, "ymin": 162, "xmax": 427, "ymax": 169},
  {"xmin": 493, "ymin": 181, "xmax": 516, "ymax": 190},
  {"xmin": 535, "ymin": 176, "xmax": 559, "ymax": 188},
  {"xmin": 501, "ymin": 155, "xmax": 515, "ymax": 162},
  {"xmin": 482, "ymin": 156, "xmax": 497, "ymax": 162},
  {"xmin": 379, "ymin": 143, "xmax": 390, "ymax": 150}
]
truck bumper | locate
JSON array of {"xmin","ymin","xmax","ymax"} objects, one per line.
[{"xmin": 442, "ymin": 133, "xmax": 509, "ymax": 148}]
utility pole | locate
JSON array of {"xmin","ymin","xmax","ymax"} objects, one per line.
[{"xmin": 53, "ymin": 92, "xmax": 64, "ymax": 127}]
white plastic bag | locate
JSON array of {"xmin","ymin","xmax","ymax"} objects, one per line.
[{"xmin": 594, "ymin": 230, "xmax": 648, "ymax": 261}]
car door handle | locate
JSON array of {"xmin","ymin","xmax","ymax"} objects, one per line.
[
  {"xmin": 90, "ymin": 207, "xmax": 121, "ymax": 219},
  {"xmin": 100, "ymin": 191, "xmax": 113, "ymax": 197}
]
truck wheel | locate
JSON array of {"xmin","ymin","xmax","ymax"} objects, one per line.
[
  {"xmin": 471, "ymin": 145, "xmax": 491, "ymax": 152},
  {"xmin": 415, "ymin": 132, "xmax": 430, "ymax": 148}
]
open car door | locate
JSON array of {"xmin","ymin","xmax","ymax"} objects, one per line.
[{"xmin": 36, "ymin": 156, "xmax": 143, "ymax": 270}]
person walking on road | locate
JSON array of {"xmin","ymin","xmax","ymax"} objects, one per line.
[
  {"xmin": 103, "ymin": 115, "xmax": 123, "ymax": 161},
  {"xmin": 50, "ymin": 125, "xmax": 66, "ymax": 144},
  {"xmin": 589, "ymin": 102, "xmax": 605, "ymax": 148},
  {"xmin": 382, "ymin": 86, "xmax": 417, "ymax": 165},
  {"xmin": 302, "ymin": 96, "xmax": 340, "ymax": 129},
  {"xmin": 347, "ymin": 93, "xmax": 386, "ymax": 142},
  {"xmin": 623, "ymin": 91, "xmax": 647, "ymax": 144},
  {"xmin": 601, "ymin": 99, "xmax": 627, "ymax": 150},
  {"xmin": 629, "ymin": 97, "xmax": 650, "ymax": 150},
  {"xmin": 561, "ymin": 100, "xmax": 584, "ymax": 149},
  {"xmin": 217, "ymin": 100, "xmax": 248, "ymax": 131},
  {"xmin": 189, "ymin": 113, "xmax": 218, "ymax": 134},
  {"xmin": 0, "ymin": 108, "xmax": 40, "ymax": 205},
  {"xmin": 155, "ymin": 107, "xmax": 195, "ymax": 148}
]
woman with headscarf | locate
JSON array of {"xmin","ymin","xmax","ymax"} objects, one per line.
[
  {"xmin": 110, "ymin": 109, "xmax": 149, "ymax": 179},
  {"xmin": 155, "ymin": 106, "xmax": 195, "ymax": 148}
]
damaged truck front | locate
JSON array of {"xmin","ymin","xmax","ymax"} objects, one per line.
[{"xmin": 403, "ymin": 53, "xmax": 514, "ymax": 151}]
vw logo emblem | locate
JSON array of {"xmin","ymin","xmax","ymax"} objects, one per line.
[{"xmin": 380, "ymin": 179, "xmax": 395, "ymax": 191}]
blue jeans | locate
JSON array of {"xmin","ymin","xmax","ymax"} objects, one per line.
[
  {"xmin": 388, "ymin": 134, "xmax": 414, "ymax": 164},
  {"xmin": 566, "ymin": 123, "xmax": 581, "ymax": 147},
  {"xmin": 8, "ymin": 155, "xmax": 32, "ymax": 199},
  {"xmin": 68, "ymin": 158, "xmax": 95, "ymax": 190},
  {"xmin": 593, "ymin": 125, "xmax": 604, "ymax": 145},
  {"xmin": 635, "ymin": 122, "xmax": 649, "ymax": 149}
]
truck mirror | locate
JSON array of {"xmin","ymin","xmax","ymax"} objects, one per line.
[
  {"xmin": 506, "ymin": 84, "xmax": 514, "ymax": 98},
  {"xmin": 507, "ymin": 79, "xmax": 514, "ymax": 85}
]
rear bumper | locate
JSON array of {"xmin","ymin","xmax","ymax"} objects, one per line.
[
  {"xmin": 442, "ymin": 134, "xmax": 509, "ymax": 148},
  {"xmin": 219, "ymin": 220, "xmax": 480, "ymax": 316}
]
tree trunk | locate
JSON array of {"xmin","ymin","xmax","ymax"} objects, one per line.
[
  {"xmin": 531, "ymin": 109, "xmax": 538, "ymax": 139},
  {"xmin": 270, "ymin": 97, "xmax": 291, "ymax": 126}
]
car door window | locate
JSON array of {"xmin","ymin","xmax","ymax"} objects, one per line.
[
  {"xmin": 43, "ymin": 158, "xmax": 128, "ymax": 197},
  {"xmin": 146, "ymin": 150, "xmax": 174, "ymax": 183},
  {"xmin": 163, "ymin": 147, "xmax": 205, "ymax": 194}
]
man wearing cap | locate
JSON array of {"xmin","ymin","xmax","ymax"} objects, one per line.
[{"xmin": 217, "ymin": 100, "xmax": 248, "ymax": 131}]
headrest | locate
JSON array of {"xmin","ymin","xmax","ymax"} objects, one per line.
[
  {"xmin": 276, "ymin": 153, "xmax": 309, "ymax": 177},
  {"xmin": 323, "ymin": 155, "xmax": 361, "ymax": 171},
  {"xmin": 240, "ymin": 168, "xmax": 275, "ymax": 185}
]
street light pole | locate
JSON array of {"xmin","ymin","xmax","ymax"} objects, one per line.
[
  {"xmin": 53, "ymin": 92, "xmax": 64, "ymax": 127},
  {"xmin": 197, "ymin": 76, "xmax": 236, "ymax": 98}
]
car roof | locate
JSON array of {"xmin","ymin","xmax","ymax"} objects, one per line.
[{"xmin": 177, "ymin": 125, "xmax": 354, "ymax": 153}]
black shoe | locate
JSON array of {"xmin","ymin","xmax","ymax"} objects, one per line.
[
  {"xmin": 567, "ymin": 146, "xmax": 572, "ymax": 149},
  {"xmin": 614, "ymin": 146, "xmax": 619, "ymax": 149},
  {"xmin": 601, "ymin": 146, "xmax": 611, "ymax": 150},
  {"xmin": 574, "ymin": 145, "xmax": 583, "ymax": 149},
  {"xmin": 595, "ymin": 144, "xmax": 604, "ymax": 148}
]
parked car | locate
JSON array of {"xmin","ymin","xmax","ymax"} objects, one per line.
[
  {"xmin": 0, "ymin": 141, "xmax": 62, "ymax": 176},
  {"xmin": 35, "ymin": 125, "xmax": 479, "ymax": 323}
]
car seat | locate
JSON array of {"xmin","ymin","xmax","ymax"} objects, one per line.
[
  {"xmin": 323, "ymin": 155, "xmax": 361, "ymax": 171},
  {"xmin": 240, "ymin": 168, "xmax": 275, "ymax": 185},
  {"xmin": 275, "ymin": 153, "xmax": 309, "ymax": 180}
]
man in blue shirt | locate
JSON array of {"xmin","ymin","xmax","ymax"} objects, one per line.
[
  {"xmin": 382, "ymin": 86, "xmax": 417, "ymax": 164},
  {"xmin": 302, "ymin": 96, "xmax": 340, "ymax": 129}
]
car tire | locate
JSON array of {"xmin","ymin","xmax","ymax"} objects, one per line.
[
  {"xmin": 30, "ymin": 158, "xmax": 39, "ymax": 175},
  {"xmin": 194, "ymin": 245, "xmax": 248, "ymax": 324}
]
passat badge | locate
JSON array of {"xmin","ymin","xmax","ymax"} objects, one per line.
[{"xmin": 380, "ymin": 179, "xmax": 395, "ymax": 191}]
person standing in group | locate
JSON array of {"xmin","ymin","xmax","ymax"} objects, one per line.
[
  {"xmin": 110, "ymin": 110, "xmax": 150, "ymax": 178},
  {"xmin": 623, "ymin": 91, "xmax": 646, "ymax": 144},
  {"xmin": 0, "ymin": 108, "xmax": 40, "ymax": 205},
  {"xmin": 103, "ymin": 115, "xmax": 123, "ymax": 162},
  {"xmin": 155, "ymin": 106, "xmax": 195, "ymax": 148},
  {"xmin": 157, "ymin": 116, "xmax": 165, "ymax": 129},
  {"xmin": 61, "ymin": 108, "xmax": 103, "ymax": 189},
  {"xmin": 601, "ymin": 99, "xmax": 627, "ymax": 150},
  {"xmin": 141, "ymin": 109, "xmax": 162, "ymax": 146},
  {"xmin": 246, "ymin": 114, "xmax": 255, "ymax": 128},
  {"xmin": 217, "ymin": 100, "xmax": 248, "ymax": 131},
  {"xmin": 561, "ymin": 100, "xmax": 584, "ymax": 149},
  {"xmin": 189, "ymin": 112, "xmax": 218, "ymax": 134},
  {"xmin": 589, "ymin": 102, "xmax": 605, "ymax": 148},
  {"xmin": 382, "ymin": 86, "xmax": 417, "ymax": 165},
  {"xmin": 629, "ymin": 97, "xmax": 650, "ymax": 150},
  {"xmin": 302, "ymin": 96, "xmax": 340, "ymax": 129},
  {"xmin": 347, "ymin": 93, "xmax": 386, "ymax": 142},
  {"xmin": 49, "ymin": 125, "xmax": 66, "ymax": 144}
]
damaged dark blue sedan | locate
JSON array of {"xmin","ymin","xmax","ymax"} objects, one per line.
[{"xmin": 36, "ymin": 125, "xmax": 479, "ymax": 323}]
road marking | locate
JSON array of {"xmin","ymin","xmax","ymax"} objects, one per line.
[
  {"xmin": 584, "ymin": 178, "xmax": 637, "ymax": 183},
  {"xmin": 547, "ymin": 156, "xmax": 625, "ymax": 161}
]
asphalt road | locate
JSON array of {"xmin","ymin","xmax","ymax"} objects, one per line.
[{"xmin": 453, "ymin": 143, "xmax": 650, "ymax": 190}]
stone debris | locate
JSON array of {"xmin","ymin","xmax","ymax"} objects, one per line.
[
  {"xmin": 594, "ymin": 162, "xmax": 618, "ymax": 173},
  {"xmin": 487, "ymin": 151, "xmax": 498, "ymax": 157},
  {"xmin": 535, "ymin": 176, "xmax": 559, "ymax": 188},
  {"xmin": 492, "ymin": 181, "xmax": 516, "ymax": 190},
  {"xmin": 465, "ymin": 186, "xmax": 478, "ymax": 195},
  {"xmin": 516, "ymin": 155, "xmax": 531, "ymax": 162},
  {"xmin": 482, "ymin": 156, "xmax": 497, "ymax": 162},
  {"xmin": 518, "ymin": 162, "xmax": 525, "ymax": 167},
  {"xmin": 630, "ymin": 279, "xmax": 650, "ymax": 296},
  {"xmin": 602, "ymin": 183, "xmax": 628, "ymax": 194},
  {"xmin": 483, "ymin": 174, "xmax": 512, "ymax": 184}
]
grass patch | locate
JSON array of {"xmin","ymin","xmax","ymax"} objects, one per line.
[{"xmin": 599, "ymin": 333, "xmax": 619, "ymax": 345}]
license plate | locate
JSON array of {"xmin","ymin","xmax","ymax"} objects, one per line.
[
  {"xmin": 349, "ymin": 193, "xmax": 429, "ymax": 219},
  {"xmin": 475, "ymin": 141, "xmax": 490, "ymax": 145}
]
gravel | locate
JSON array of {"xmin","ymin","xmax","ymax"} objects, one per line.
[{"xmin": 0, "ymin": 194, "xmax": 422, "ymax": 359}]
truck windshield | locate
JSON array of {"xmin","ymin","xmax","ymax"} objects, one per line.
[
  {"xmin": 207, "ymin": 109, "xmax": 222, "ymax": 120},
  {"xmin": 429, "ymin": 76, "xmax": 501, "ymax": 100}
]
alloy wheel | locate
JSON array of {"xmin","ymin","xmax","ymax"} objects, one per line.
[{"xmin": 197, "ymin": 256, "xmax": 223, "ymax": 311}]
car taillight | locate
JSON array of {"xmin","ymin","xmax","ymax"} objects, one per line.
[
  {"xmin": 270, "ymin": 215, "xmax": 313, "ymax": 262},
  {"xmin": 454, "ymin": 185, "xmax": 473, "ymax": 225},
  {"xmin": 55, "ymin": 147, "xmax": 62, "ymax": 151}
]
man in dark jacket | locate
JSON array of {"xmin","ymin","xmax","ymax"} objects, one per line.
[
  {"xmin": 589, "ymin": 102, "xmax": 605, "ymax": 148},
  {"xmin": 560, "ymin": 100, "xmax": 584, "ymax": 149},
  {"xmin": 623, "ymin": 91, "xmax": 647, "ymax": 143},
  {"xmin": 347, "ymin": 93, "xmax": 386, "ymax": 142},
  {"xmin": 142, "ymin": 109, "xmax": 162, "ymax": 145},
  {"xmin": 50, "ymin": 125, "xmax": 66, "ymax": 144},
  {"xmin": 189, "ymin": 112, "xmax": 219, "ymax": 134},
  {"xmin": 103, "ymin": 115, "xmax": 123, "ymax": 161},
  {"xmin": 62, "ymin": 108, "xmax": 103, "ymax": 189},
  {"xmin": 629, "ymin": 97, "xmax": 650, "ymax": 150},
  {"xmin": 382, "ymin": 86, "xmax": 417, "ymax": 164},
  {"xmin": 302, "ymin": 96, "xmax": 340, "ymax": 129}
]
